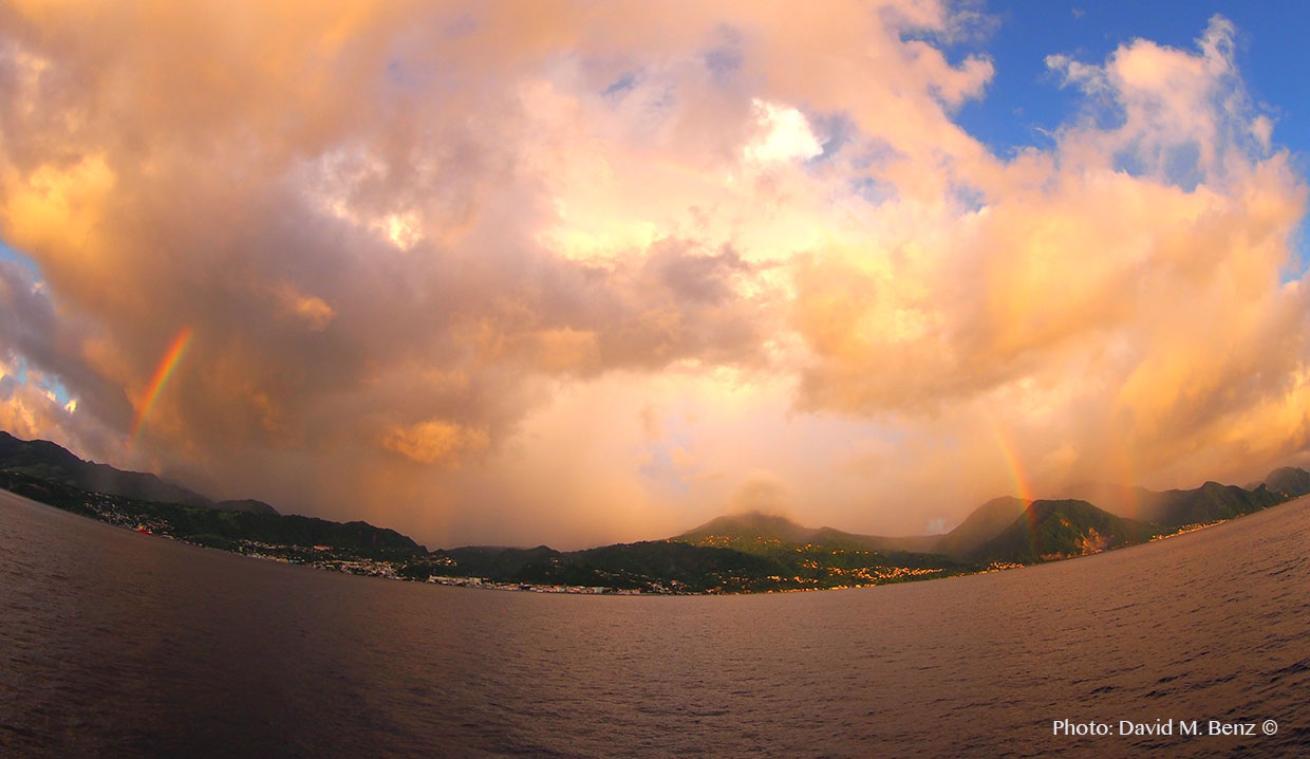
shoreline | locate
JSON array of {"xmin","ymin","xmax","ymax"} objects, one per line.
[
  {"xmin": 0, "ymin": 484, "xmax": 1261, "ymax": 597},
  {"xmin": 126, "ymin": 509, "xmax": 1240, "ymax": 597}
]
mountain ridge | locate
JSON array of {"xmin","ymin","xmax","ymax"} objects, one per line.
[
  {"xmin": 3, "ymin": 428, "xmax": 1308, "ymax": 593},
  {"xmin": 0, "ymin": 430, "xmax": 277, "ymax": 514},
  {"xmin": 969, "ymin": 499, "xmax": 1158, "ymax": 564},
  {"xmin": 677, "ymin": 511, "xmax": 941, "ymax": 554}
]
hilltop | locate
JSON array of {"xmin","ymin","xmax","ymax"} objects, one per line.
[
  {"xmin": 932, "ymin": 496, "xmax": 1028, "ymax": 559},
  {"xmin": 969, "ymin": 499, "xmax": 1159, "ymax": 564},
  {"xmin": 677, "ymin": 511, "xmax": 939, "ymax": 554},
  {"xmin": 673, "ymin": 495, "xmax": 1155, "ymax": 567}
]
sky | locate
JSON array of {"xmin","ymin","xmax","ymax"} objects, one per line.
[{"xmin": 2, "ymin": 1, "xmax": 1310, "ymax": 549}]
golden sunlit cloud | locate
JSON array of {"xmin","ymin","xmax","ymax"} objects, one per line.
[
  {"xmin": 381, "ymin": 420, "xmax": 490, "ymax": 466},
  {"xmin": 0, "ymin": 3, "xmax": 1306, "ymax": 547}
]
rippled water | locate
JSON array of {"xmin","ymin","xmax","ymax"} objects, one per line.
[{"xmin": 2, "ymin": 489, "xmax": 1308, "ymax": 757}]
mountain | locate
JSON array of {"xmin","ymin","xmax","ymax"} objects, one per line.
[
  {"xmin": 0, "ymin": 469, "xmax": 423, "ymax": 557},
  {"xmin": 971, "ymin": 499, "xmax": 1159, "ymax": 564},
  {"xmin": 213, "ymin": 499, "xmax": 279, "ymax": 515},
  {"xmin": 0, "ymin": 430, "xmax": 276, "ymax": 514},
  {"xmin": 666, "ymin": 511, "xmax": 973, "ymax": 590},
  {"xmin": 1136, "ymin": 482, "xmax": 1283, "ymax": 526},
  {"xmin": 679, "ymin": 512, "xmax": 818, "ymax": 547},
  {"xmin": 7, "ymin": 426, "xmax": 1306, "ymax": 593},
  {"xmin": 933, "ymin": 496, "xmax": 1028, "ymax": 559},
  {"xmin": 1064, "ymin": 477, "xmax": 1293, "ymax": 527},
  {"xmin": 676, "ymin": 511, "xmax": 940, "ymax": 554},
  {"xmin": 416, "ymin": 541, "xmax": 786, "ymax": 592},
  {"xmin": 1263, "ymin": 467, "xmax": 1310, "ymax": 500},
  {"xmin": 438, "ymin": 545, "xmax": 564, "ymax": 579},
  {"xmin": 419, "ymin": 534, "xmax": 969, "ymax": 593}
]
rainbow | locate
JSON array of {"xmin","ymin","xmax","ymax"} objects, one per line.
[
  {"xmin": 992, "ymin": 428, "xmax": 1034, "ymax": 505},
  {"xmin": 1116, "ymin": 445, "xmax": 1141, "ymax": 520},
  {"xmin": 131, "ymin": 326, "xmax": 193, "ymax": 441},
  {"xmin": 991, "ymin": 425, "xmax": 1040, "ymax": 554}
]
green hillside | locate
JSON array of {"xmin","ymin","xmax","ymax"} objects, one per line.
[
  {"xmin": 933, "ymin": 496, "xmax": 1028, "ymax": 559},
  {"xmin": 971, "ymin": 499, "xmax": 1160, "ymax": 564},
  {"xmin": 0, "ymin": 431, "xmax": 276, "ymax": 514},
  {"xmin": 1138, "ymin": 482, "xmax": 1283, "ymax": 526},
  {"xmin": 0, "ymin": 470, "xmax": 422, "ymax": 558}
]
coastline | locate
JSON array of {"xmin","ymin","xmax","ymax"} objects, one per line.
[{"xmin": 1, "ymin": 486, "xmax": 1243, "ymax": 597}]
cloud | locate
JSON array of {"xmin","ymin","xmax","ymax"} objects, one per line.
[
  {"xmin": 0, "ymin": 4, "xmax": 1305, "ymax": 547},
  {"xmin": 271, "ymin": 283, "xmax": 336, "ymax": 331},
  {"xmin": 729, "ymin": 474, "xmax": 791, "ymax": 516},
  {"xmin": 381, "ymin": 419, "xmax": 489, "ymax": 465},
  {"xmin": 743, "ymin": 99, "xmax": 823, "ymax": 165}
]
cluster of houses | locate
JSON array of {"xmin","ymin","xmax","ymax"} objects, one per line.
[{"xmin": 424, "ymin": 575, "xmax": 643, "ymax": 594}]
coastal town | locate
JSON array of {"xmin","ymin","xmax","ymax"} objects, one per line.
[
  {"xmin": 5, "ymin": 430, "xmax": 1298, "ymax": 597},
  {"xmin": 42, "ymin": 462, "xmax": 1246, "ymax": 603},
  {"xmin": 81, "ymin": 494, "xmax": 974, "ymax": 595}
]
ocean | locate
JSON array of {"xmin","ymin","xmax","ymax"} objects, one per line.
[{"xmin": 2, "ymin": 488, "xmax": 1307, "ymax": 757}]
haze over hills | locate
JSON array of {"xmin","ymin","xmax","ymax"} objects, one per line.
[
  {"xmin": 1138, "ymin": 482, "xmax": 1283, "ymax": 526},
  {"xmin": 1261, "ymin": 467, "xmax": 1310, "ymax": 500},
  {"xmin": 3, "ymin": 428, "xmax": 1309, "ymax": 593},
  {"xmin": 0, "ymin": 469, "xmax": 424, "ymax": 556},
  {"xmin": 969, "ymin": 500, "xmax": 1158, "ymax": 564},
  {"xmin": 931, "ymin": 496, "xmax": 1028, "ymax": 559},
  {"xmin": 676, "ymin": 497, "xmax": 1158, "ymax": 566},
  {"xmin": 675, "ymin": 463, "xmax": 1310, "ymax": 569},
  {"xmin": 1062, "ymin": 479, "xmax": 1296, "ymax": 527},
  {"xmin": 676, "ymin": 511, "xmax": 940, "ymax": 554},
  {"xmin": 0, "ymin": 431, "xmax": 424, "ymax": 558},
  {"xmin": 0, "ymin": 431, "xmax": 276, "ymax": 514}
]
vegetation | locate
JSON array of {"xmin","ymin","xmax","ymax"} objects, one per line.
[
  {"xmin": 0, "ymin": 430, "xmax": 275, "ymax": 513},
  {"xmin": 932, "ymin": 496, "xmax": 1028, "ymax": 559},
  {"xmin": 969, "ymin": 499, "xmax": 1159, "ymax": 564},
  {"xmin": 3, "ymin": 429, "xmax": 1309, "ymax": 594},
  {"xmin": 1138, "ymin": 482, "xmax": 1284, "ymax": 526},
  {"xmin": 0, "ymin": 470, "xmax": 423, "ymax": 559},
  {"xmin": 412, "ymin": 542, "xmax": 789, "ymax": 592}
]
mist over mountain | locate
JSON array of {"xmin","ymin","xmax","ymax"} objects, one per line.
[
  {"xmin": 969, "ymin": 500, "xmax": 1158, "ymax": 564},
  {"xmin": 4, "ymin": 428, "xmax": 1309, "ymax": 594},
  {"xmin": 932, "ymin": 496, "xmax": 1029, "ymax": 560},
  {"xmin": 674, "ymin": 467, "xmax": 1310, "ymax": 568},
  {"xmin": 1138, "ymin": 482, "xmax": 1283, "ymax": 526},
  {"xmin": 674, "ymin": 497, "xmax": 1156, "ymax": 567},
  {"xmin": 1263, "ymin": 467, "xmax": 1310, "ymax": 500},
  {"xmin": 0, "ymin": 431, "xmax": 276, "ymax": 515},
  {"xmin": 1061, "ymin": 477, "xmax": 1301, "ymax": 527},
  {"xmin": 679, "ymin": 512, "xmax": 820, "ymax": 547},
  {"xmin": 676, "ymin": 512, "xmax": 940, "ymax": 554}
]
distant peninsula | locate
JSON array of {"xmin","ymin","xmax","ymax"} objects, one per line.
[{"xmin": 2, "ymin": 430, "xmax": 1306, "ymax": 595}]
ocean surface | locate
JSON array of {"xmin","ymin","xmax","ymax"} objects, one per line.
[{"xmin": 1, "ymin": 489, "xmax": 1308, "ymax": 757}]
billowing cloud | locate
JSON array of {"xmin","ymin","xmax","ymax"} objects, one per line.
[
  {"xmin": 382, "ymin": 419, "xmax": 489, "ymax": 466},
  {"xmin": 0, "ymin": 4, "xmax": 1305, "ymax": 547}
]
